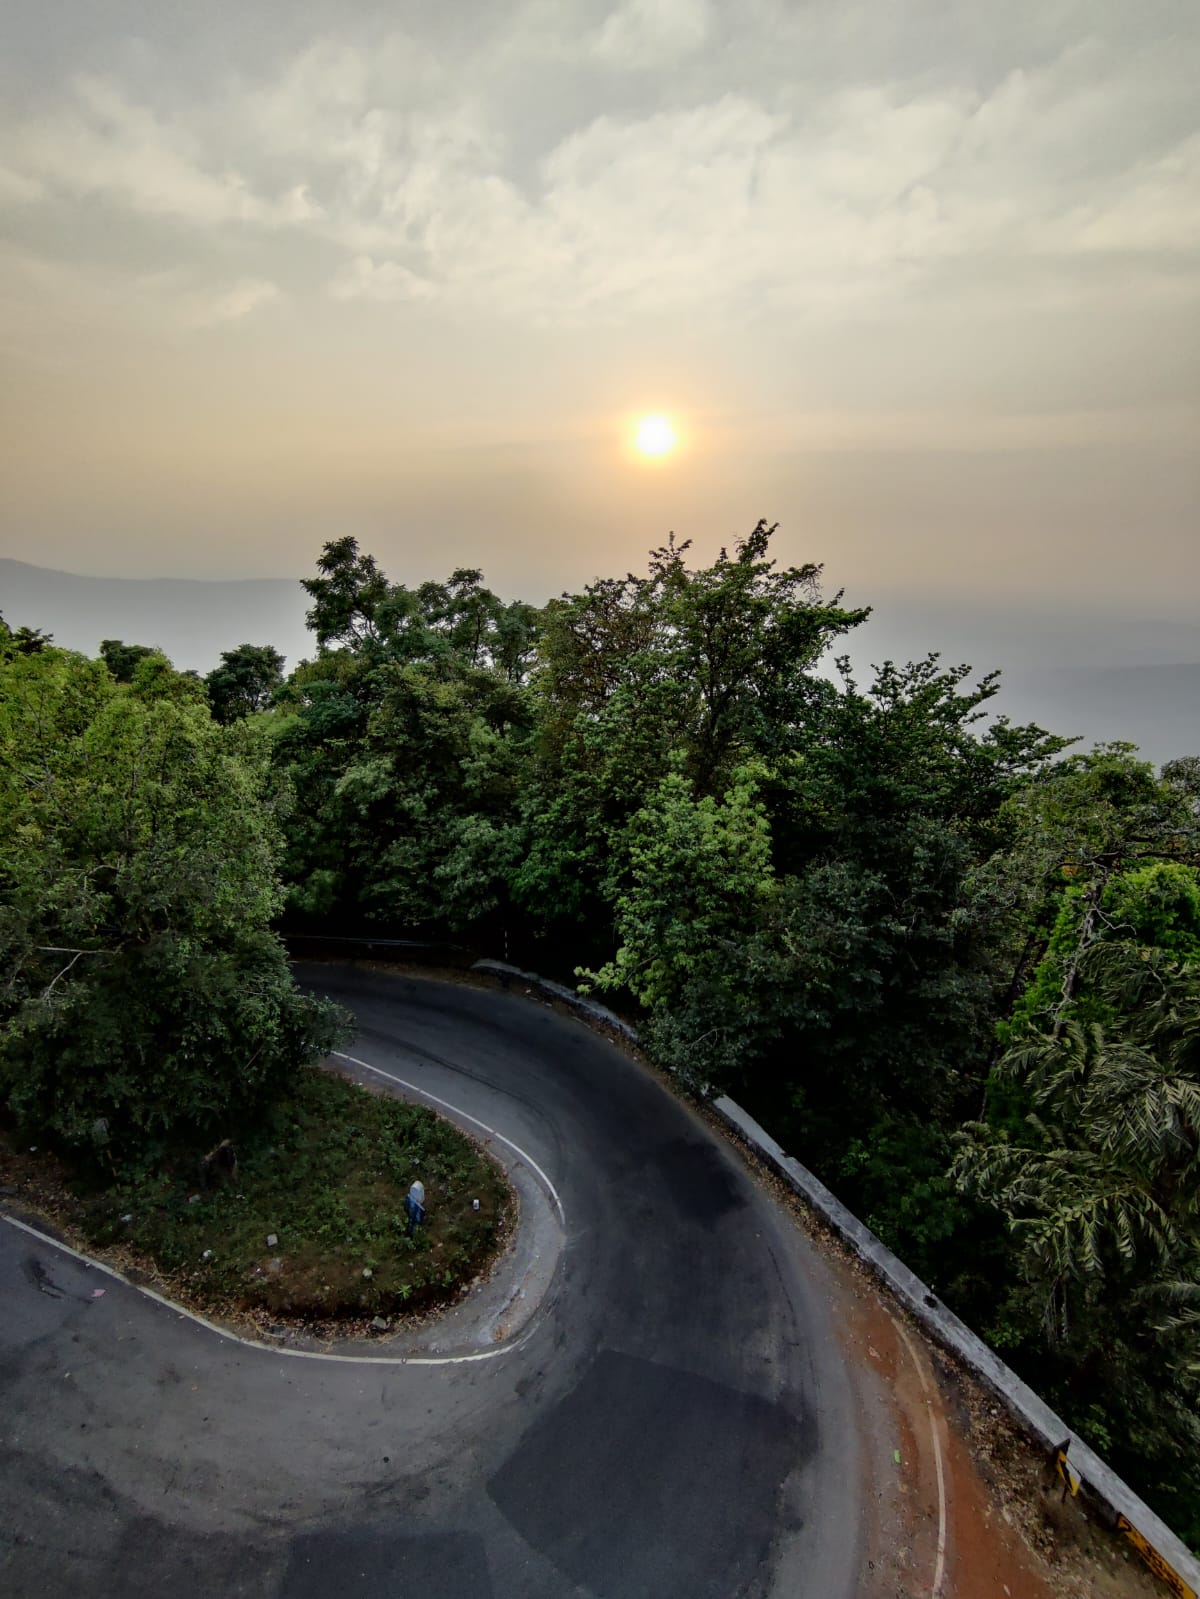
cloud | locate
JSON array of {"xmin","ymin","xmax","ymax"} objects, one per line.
[
  {"xmin": 0, "ymin": 10, "xmax": 1197, "ymax": 334},
  {"xmin": 0, "ymin": 164, "xmax": 44, "ymax": 205},
  {"xmin": 330, "ymin": 255, "xmax": 435, "ymax": 302},
  {"xmin": 589, "ymin": 0, "xmax": 712, "ymax": 68},
  {"xmin": 191, "ymin": 278, "xmax": 282, "ymax": 325},
  {"xmin": 305, "ymin": 55, "xmax": 1200, "ymax": 324},
  {"xmin": 12, "ymin": 74, "xmax": 320, "ymax": 227}
]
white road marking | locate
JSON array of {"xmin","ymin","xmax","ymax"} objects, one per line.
[
  {"xmin": 333, "ymin": 1049, "xmax": 567, "ymax": 1227},
  {"xmin": 891, "ymin": 1313, "xmax": 949, "ymax": 1599},
  {"xmin": 1, "ymin": 1211, "xmax": 535, "ymax": 1366},
  {"xmin": 2, "ymin": 1054, "xmax": 565, "ymax": 1366}
]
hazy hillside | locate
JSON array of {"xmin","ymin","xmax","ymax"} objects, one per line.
[
  {"xmin": 0, "ymin": 559, "xmax": 312, "ymax": 674},
  {"xmin": 845, "ymin": 604, "xmax": 1200, "ymax": 767},
  {"xmin": 998, "ymin": 663, "xmax": 1200, "ymax": 767},
  {"xmin": 3, "ymin": 558, "xmax": 1197, "ymax": 764}
]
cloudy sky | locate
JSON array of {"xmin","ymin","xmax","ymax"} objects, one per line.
[{"xmin": 1, "ymin": 0, "xmax": 1197, "ymax": 618}]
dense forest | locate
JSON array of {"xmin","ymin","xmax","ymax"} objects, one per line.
[{"xmin": 3, "ymin": 523, "xmax": 1198, "ymax": 1547}]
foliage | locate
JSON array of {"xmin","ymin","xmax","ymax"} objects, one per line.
[
  {"xmin": 581, "ymin": 768, "xmax": 777, "ymax": 1085},
  {"xmin": 1009, "ymin": 862, "xmax": 1200, "ymax": 1037},
  {"xmin": 99, "ymin": 637, "xmax": 157, "ymax": 682},
  {"xmin": 273, "ymin": 539, "xmax": 539, "ymax": 931},
  {"xmin": 0, "ymin": 639, "xmax": 347, "ymax": 1161},
  {"xmin": 205, "ymin": 642, "xmax": 286, "ymax": 724},
  {"xmin": 0, "ymin": 613, "xmax": 54, "ymax": 654},
  {"xmin": 955, "ymin": 940, "xmax": 1200, "ymax": 1538}
]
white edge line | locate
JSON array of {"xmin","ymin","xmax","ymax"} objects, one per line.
[
  {"xmin": 1, "ymin": 1211, "xmax": 534, "ymax": 1367},
  {"xmin": 333, "ymin": 1049, "xmax": 567, "ymax": 1228},
  {"xmin": 1, "ymin": 1039, "xmax": 569, "ymax": 1370},
  {"xmin": 891, "ymin": 1313, "xmax": 949, "ymax": 1599}
]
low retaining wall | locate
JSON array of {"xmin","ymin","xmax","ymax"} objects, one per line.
[
  {"xmin": 474, "ymin": 958, "xmax": 1200, "ymax": 1598},
  {"xmin": 472, "ymin": 959, "xmax": 640, "ymax": 1043}
]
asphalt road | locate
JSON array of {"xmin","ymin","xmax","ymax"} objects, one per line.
[{"xmin": 0, "ymin": 965, "xmax": 868, "ymax": 1598}]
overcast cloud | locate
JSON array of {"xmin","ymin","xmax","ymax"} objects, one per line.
[{"xmin": 0, "ymin": 0, "xmax": 1196, "ymax": 621}]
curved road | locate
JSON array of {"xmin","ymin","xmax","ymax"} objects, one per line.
[{"xmin": 1, "ymin": 966, "xmax": 875, "ymax": 1598}]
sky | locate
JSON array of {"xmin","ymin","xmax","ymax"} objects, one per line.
[{"xmin": 0, "ymin": 0, "xmax": 1197, "ymax": 622}]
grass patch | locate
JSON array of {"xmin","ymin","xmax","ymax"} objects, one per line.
[{"xmin": 65, "ymin": 1066, "xmax": 511, "ymax": 1321}]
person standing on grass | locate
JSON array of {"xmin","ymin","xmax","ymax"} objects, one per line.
[{"xmin": 404, "ymin": 1179, "xmax": 426, "ymax": 1237}]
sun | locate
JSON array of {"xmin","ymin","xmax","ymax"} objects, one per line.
[{"xmin": 635, "ymin": 414, "xmax": 677, "ymax": 456}]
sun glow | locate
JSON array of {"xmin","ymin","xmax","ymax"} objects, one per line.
[{"xmin": 635, "ymin": 414, "xmax": 677, "ymax": 456}]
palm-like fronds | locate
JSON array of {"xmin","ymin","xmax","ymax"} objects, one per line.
[{"xmin": 956, "ymin": 940, "xmax": 1200, "ymax": 1351}]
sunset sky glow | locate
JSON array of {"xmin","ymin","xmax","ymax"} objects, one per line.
[{"xmin": 0, "ymin": 0, "xmax": 1197, "ymax": 620}]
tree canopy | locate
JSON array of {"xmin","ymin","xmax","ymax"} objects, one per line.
[{"xmin": 0, "ymin": 636, "xmax": 345, "ymax": 1160}]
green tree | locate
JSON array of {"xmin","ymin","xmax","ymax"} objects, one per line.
[
  {"xmin": 0, "ymin": 642, "xmax": 346, "ymax": 1162},
  {"xmin": 277, "ymin": 543, "xmax": 537, "ymax": 932},
  {"xmin": 993, "ymin": 749, "xmax": 1200, "ymax": 1044},
  {"xmin": 301, "ymin": 536, "xmax": 392, "ymax": 652},
  {"xmin": 0, "ymin": 615, "xmax": 54, "ymax": 655},
  {"xmin": 205, "ymin": 642, "xmax": 287, "ymax": 724},
  {"xmin": 99, "ymin": 638, "xmax": 158, "ymax": 682},
  {"xmin": 518, "ymin": 523, "xmax": 866, "ymax": 951},
  {"xmin": 954, "ymin": 941, "xmax": 1200, "ymax": 1538},
  {"xmin": 582, "ymin": 767, "xmax": 777, "ymax": 1085}
]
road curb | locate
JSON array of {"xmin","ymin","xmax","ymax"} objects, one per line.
[{"xmin": 473, "ymin": 958, "xmax": 1200, "ymax": 1596}]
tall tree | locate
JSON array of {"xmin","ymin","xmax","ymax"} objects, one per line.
[
  {"xmin": 99, "ymin": 638, "xmax": 157, "ymax": 682},
  {"xmin": 301, "ymin": 536, "xmax": 392, "ymax": 652},
  {"xmin": 582, "ymin": 767, "xmax": 778, "ymax": 1085},
  {"xmin": 954, "ymin": 941, "xmax": 1200, "ymax": 1536},
  {"xmin": 0, "ymin": 642, "xmax": 345, "ymax": 1160},
  {"xmin": 277, "ymin": 543, "xmax": 537, "ymax": 931},
  {"xmin": 518, "ymin": 523, "xmax": 867, "ymax": 946},
  {"xmin": 205, "ymin": 642, "xmax": 286, "ymax": 724}
]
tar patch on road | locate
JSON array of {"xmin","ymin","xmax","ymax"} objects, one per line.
[
  {"xmin": 108, "ymin": 1517, "xmax": 274, "ymax": 1599},
  {"xmin": 651, "ymin": 1137, "xmax": 747, "ymax": 1229},
  {"xmin": 23, "ymin": 1256, "xmax": 66, "ymax": 1298},
  {"xmin": 282, "ymin": 1527, "xmax": 493, "ymax": 1598},
  {"xmin": 488, "ymin": 1348, "xmax": 804, "ymax": 1599}
]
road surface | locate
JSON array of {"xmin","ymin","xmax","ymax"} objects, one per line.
[{"xmin": 1, "ymin": 964, "xmax": 874, "ymax": 1598}]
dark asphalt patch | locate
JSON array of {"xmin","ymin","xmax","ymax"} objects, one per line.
[
  {"xmin": 108, "ymin": 1517, "xmax": 274, "ymax": 1598},
  {"xmin": 23, "ymin": 1256, "xmax": 65, "ymax": 1298},
  {"xmin": 281, "ymin": 1526, "xmax": 493, "ymax": 1598},
  {"xmin": 652, "ymin": 1137, "xmax": 748, "ymax": 1229},
  {"xmin": 488, "ymin": 1348, "xmax": 806, "ymax": 1599}
]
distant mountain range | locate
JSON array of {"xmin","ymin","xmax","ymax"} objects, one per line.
[
  {"xmin": 996, "ymin": 663, "xmax": 1200, "ymax": 765},
  {"xmin": 2, "ymin": 558, "xmax": 1197, "ymax": 766},
  {"xmin": 0, "ymin": 559, "xmax": 313, "ymax": 674},
  {"xmin": 843, "ymin": 603, "xmax": 1200, "ymax": 766}
]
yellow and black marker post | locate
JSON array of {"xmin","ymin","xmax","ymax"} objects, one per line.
[
  {"xmin": 1052, "ymin": 1439, "xmax": 1080, "ymax": 1503},
  {"xmin": 1115, "ymin": 1516, "xmax": 1198, "ymax": 1599},
  {"xmin": 1048, "ymin": 1440, "xmax": 1197, "ymax": 1597}
]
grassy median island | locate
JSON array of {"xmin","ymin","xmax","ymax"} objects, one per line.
[{"xmin": 72, "ymin": 1067, "xmax": 513, "ymax": 1323}]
